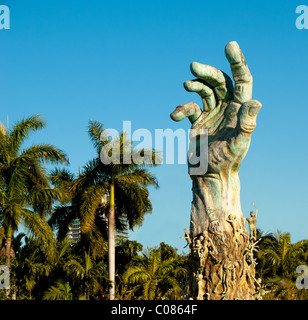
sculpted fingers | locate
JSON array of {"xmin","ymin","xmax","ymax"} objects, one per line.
[
  {"xmin": 170, "ymin": 102, "xmax": 202, "ymax": 124},
  {"xmin": 229, "ymin": 100, "xmax": 262, "ymax": 156},
  {"xmin": 189, "ymin": 62, "xmax": 233, "ymax": 101},
  {"xmin": 237, "ymin": 100, "xmax": 262, "ymax": 134},
  {"xmin": 184, "ymin": 80, "xmax": 216, "ymax": 111},
  {"xmin": 190, "ymin": 62, "xmax": 225, "ymax": 86},
  {"xmin": 225, "ymin": 41, "xmax": 253, "ymax": 104}
]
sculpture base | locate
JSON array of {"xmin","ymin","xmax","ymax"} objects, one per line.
[{"xmin": 187, "ymin": 221, "xmax": 260, "ymax": 300}]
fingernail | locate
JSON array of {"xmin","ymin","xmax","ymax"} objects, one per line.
[
  {"xmin": 225, "ymin": 42, "xmax": 241, "ymax": 64},
  {"xmin": 248, "ymin": 106, "xmax": 260, "ymax": 117}
]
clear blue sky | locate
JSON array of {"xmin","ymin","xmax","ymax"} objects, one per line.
[{"xmin": 1, "ymin": 0, "xmax": 308, "ymax": 252}]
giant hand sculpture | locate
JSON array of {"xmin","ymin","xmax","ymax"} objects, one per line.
[{"xmin": 171, "ymin": 42, "xmax": 262, "ymax": 300}]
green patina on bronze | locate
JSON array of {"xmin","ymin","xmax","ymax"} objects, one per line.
[{"xmin": 171, "ymin": 41, "xmax": 262, "ymax": 300}]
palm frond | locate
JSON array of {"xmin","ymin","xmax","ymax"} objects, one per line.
[
  {"xmin": 19, "ymin": 144, "xmax": 68, "ymax": 165},
  {"xmin": 123, "ymin": 266, "xmax": 151, "ymax": 284},
  {"xmin": 21, "ymin": 208, "xmax": 56, "ymax": 253},
  {"xmin": 8, "ymin": 114, "xmax": 46, "ymax": 157},
  {"xmin": 131, "ymin": 147, "xmax": 162, "ymax": 167},
  {"xmin": 43, "ymin": 281, "xmax": 73, "ymax": 300},
  {"xmin": 49, "ymin": 167, "xmax": 75, "ymax": 186},
  {"xmin": 64, "ymin": 258, "xmax": 85, "ymax": 279},
  {"xmin": 115, "ymin": 180, "xmax": 152, "ymax": 230},
  {"xmin": 79, "ymin": 183, "xmax": 109, "ymax": 233},
  {"xmin": 117, "ymin": 168, "xmax": 159, "ymax": 188},
  {"xmin": 26, "ymin": 186, "xmax": 63, "ymax": 218},
  {"xmin": 48, "ymin": 205, "xmax": 76, "ymax": 240},
  {"xmin": 88, "ymin": 119, "xmax": 108, "ymax": 153}
]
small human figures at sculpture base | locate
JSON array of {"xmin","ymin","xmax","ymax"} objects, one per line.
[
  {"xmin": 195, "ymin": 271, "xmax": 206, "ymax": 300},
  {"xmin": 244, "ymin": 202, "xmax": 258, "ymax": 241},
  {"xmin": 182, "ymin": 223, "xmax": 262, "ymax": 300},
  {"xmin": 226, "ymin": 214, "xmax": 249, "ymax": 247},
  {"xmin": 254, "ymin": 278, "xmax": 271, "ymax": 300},
  {"xmin": 181, "ymin": 228, "xmax": 191, "ymax": 248},
  {"xmin": 243, "ymin": 238, "xmax": 260, "ymax": 266}
]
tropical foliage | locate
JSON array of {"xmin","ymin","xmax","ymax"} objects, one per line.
[
  {"xmin": 48, "ymin": 119, "xmax": 160, "ymax": 299},
  {"xmin": 122, "ymin": 242, "xmax": 187, "ymax": 300},
  {"xmin": 256, "ymin": 230, "xmax": 308, "ymax": 300},
  {"xmin": 0, "ymin": 115, "xmax": 67, "ymax": 267},
  {"xmin": 0, "ymin": 115, "xmax": 307, "ymax": 300}
]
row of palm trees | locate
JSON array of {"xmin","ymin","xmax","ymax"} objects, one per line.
[
  {"xmin": 0, "ymin": 233, "xmax": 187, "ymax": 300},
  {"xmin": 3, "ymin": 228, "xmax": 308, "ymax": 300},
  {"xmin": 0, "ymin": 115, "xmax": 67, "ymax": 269},
  {"xmin": 256, "ymin": 230, "xmax": 308, "ymax": 300},
  {"xmin": 0, "ymin": 114, "xmax": 160, "ymax": 299},
  {"xmin": 1, "ymin": 115, "xmax": 308, "ymax": 300}
]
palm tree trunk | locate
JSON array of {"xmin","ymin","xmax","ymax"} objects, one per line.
[
  {"xmin": 4, "ymin": 225, "xmax": 13, "ymax": 299},
  {"xmin": 5, "ymin": 237, "xmax": 12, "ymax": 268},
  {"xmin": 5, "ymin": 224, "xmax": 13, "ymax": 268},
  {"xmin": 108, "ymin": 182, "xmax": 115, "ymax": 300}
]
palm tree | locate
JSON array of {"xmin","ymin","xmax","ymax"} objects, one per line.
[
  {"xmin": 115, "ymin": 237, "xmax": 143, "ymax": 298},
  {"xmin": 13, "ymin": 236, "xmax": 51, "ymax": 299},
  {"xmin": 19, "ymin": 237, "xmax": 80, "ymax": 300},
  {"xmin": 258, "ymin": 231, "xmax": 308, "ymax": 279},
  {"xmin": 122, "ymin": 246, "xmax": 186, "ymax": 300},
  {"xmin": 49, "ymin": 167, "xmax": 109, "ymax": 259},
  {"xmin": 43, "ymin": 237, "xmax": 78, "ymax": 285},
  {"xmin": 63, "ymin": 250, "xmax": 109, "ymax": 299},
  {"xmin": 257, "ymin": 230, "xmax": 308, "ymax": 299},
  {"xmin": 50, "ymin": 120, "xmax": 160, "ymax": 300},
  {"xmin": 0, "ymin": 115, "xmax": 68, "ymax": 267},
  {"xmin": 43, "ymin": 281, "xmax": 73, "ymax": 300}
]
